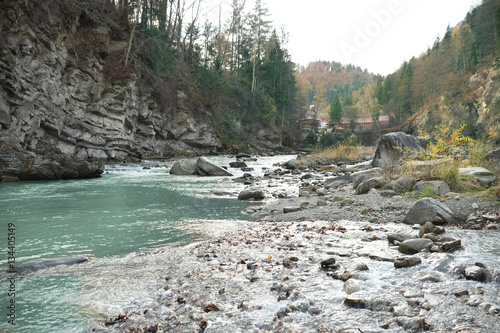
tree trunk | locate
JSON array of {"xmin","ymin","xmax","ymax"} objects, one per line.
[{"xmin": 121, "ymin": 0, "xmax": 129, "ymax": 27}]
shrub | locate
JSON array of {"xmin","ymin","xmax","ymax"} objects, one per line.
[
  {"xmin": 344, "ymin": 134, "xmax": 360, "ymax": 147},
  {"xmin": 419, "ymin": 185, "xmax": 437, "ymax": 199},
  {"xmin": 304, "ymin": 130, "xmax": 319, "ymax": 147}
]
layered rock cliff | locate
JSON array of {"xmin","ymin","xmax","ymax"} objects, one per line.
[{"xmin": 0, "ymin": 1, "xmax": 221, "ymax": 179}]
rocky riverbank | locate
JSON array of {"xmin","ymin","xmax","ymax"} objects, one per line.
[{"xmin": 95, "ymin": 154, "xmax": 500, "ymax": 333}]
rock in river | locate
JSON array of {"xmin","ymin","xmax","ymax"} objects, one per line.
[
  {"xmin": 15, "ymin": 255, "xmax": 90, "ymax": 273},
  {"xmin": 394, "ymin": 256, "xmax": 422, "ymax": 268},
  {"xmin": 196, "ymin": 157, "xmax": 233, "ymax": 176},
  {"xmin": 398, "ymin": 239, "xmax": 433, "ymax": 254},
  {"xmin": 170, "ymin": 157, "xmax": 233, "ymax": 176},
  {"xmin": 238, "ymin": 188, "xmax": 265, "ymax": 200}
]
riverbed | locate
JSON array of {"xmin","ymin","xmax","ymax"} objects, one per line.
[{"xmin": 0, "ymin": 155, "xmax": 499, "ymax": 332}]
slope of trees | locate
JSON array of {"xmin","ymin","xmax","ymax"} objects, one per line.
[
  {"xmin": 297, "ymin": 61, "xmax": 376, "ymax": 120},
  {"xmin": 73, "ymin": 0, "xmax": 306, "ymax": 149},
  {"xmin": 366, "ymin": 0, "xmax": 500, "ymax": 137}
]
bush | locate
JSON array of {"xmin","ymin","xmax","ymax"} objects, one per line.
[
  {"xmin": 318, "ymin": 132, "xmax": 343, "ymax": 148},
  {"xmin": 438, "ymin": 165, "xmax": 461, "ymax": 192},
  {"xmin": 418, "ymin": 185, "xmax": 437, "ymax": 199},
  {"xmin": 400, "ymin": 124, "xmax": 500, "ymax": 195},
  {"xmin": 304, "ymin": 130, "xmax": 319, "ymax": 147},
  {"xmin": 344, "ymin": 134, "xmax": 360, "ymax": 147}
]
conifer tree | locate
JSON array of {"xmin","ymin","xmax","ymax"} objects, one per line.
[{"xmin": 329, "ymin": 94, "xmax": 343, "ymax": 123}]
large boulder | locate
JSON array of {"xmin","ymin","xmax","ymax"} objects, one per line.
[
  {"xmin": 372, "ymin": 132, "xmax": 421, "ymax": 169},
  {"xmin": 0, "ymin": 141, "xmax": 104, "ymax": 180},
  {"xmin": 169, "ymin": 159, "xmax": 198, "ymax": 175},
  {"xmin": 196, "ymin": 157, "xmax": 233, "ymax": 176},
  {"xmin": 384, "ymin": 176, "xmax": 415, "ymax": 193},
  {"xmin": 459, "ymin": 167, "xmax": 496, "ymax": 187},
  {"xmin": 170, "ymin": 157, "xmax": 233, "ymax": 176},
  {"xmin": 324, "ymin": 175, "xmax": 351, "ymax": 189},
  {"xmin": 238, "ymin": 188, "xmax": 265, "ymax": 200},
  {"xmin": 284, "ymin": 159, "xmax": 302, "ymax": 170},
  {"xmin": 398, "ymin": 239, "xmax": 433, "ymax": 254},
  {"xmin": 404, "ymin": 198, "xmax": 455, "ymax": 225}
]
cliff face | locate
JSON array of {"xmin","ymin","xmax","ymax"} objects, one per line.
[{"xmin": 0, "ymin": 0, "xmax": 220, "ymax": 178}]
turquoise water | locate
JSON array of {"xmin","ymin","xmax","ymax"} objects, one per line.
[{"xmin": 0, "ymin": 157, "xmax": 274, "ymax": 332}]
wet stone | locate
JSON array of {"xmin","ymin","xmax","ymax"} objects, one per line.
[
  {"xmin": 344, "ymin": 279, "xmax": 360, "ymax": 294},
  {"xmin": 465, "ymin": 265, "xmax": 491, "ymax": 282},
  {"xmin": 283, "ymin": 206, "xmax": 301, "ymax": 213},
  {"xmin": 417, "ymin": 272, "xmax": 441, "ymax": 283},
  {"xmin": 320, "ymin": 258, "xmax": 339, "ymax": 271},
  {"xmin": 398, "ymin": 238, "xmax": 433, "ymax": 254},
  {"xmin": 439, "ymin": 239, "xmax": 461, "ymax": 252},
  {"xmin": 369, "ymin": 253, "xmax": 395, "ymax": 262},
  {"xmin": 388, "ymin": 233, "xmax": 415, "ymax": 245},
  {"xmin": 344, "ymin": 296, "xmax": 367, "ymax": 308},
  {"xmin": 394, "ymin": 256, "xmax": 422, "ymax": 268}
]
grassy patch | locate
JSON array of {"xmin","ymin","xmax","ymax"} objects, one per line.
[
  {"xmin": 305, "ymin": 145, "xmax": 374, "ymax": 164},
  {"xmin": 418, "ymin": 185, "xmax": 437, "ymax": 199}
]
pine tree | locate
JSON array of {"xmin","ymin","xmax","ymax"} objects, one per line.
[{"xmin": 329, "ymin": 94, "xmax": 343, "ymax": 123}]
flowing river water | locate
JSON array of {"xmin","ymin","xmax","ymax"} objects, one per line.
[
  {"xmin": 0, "ymin": 155, "xmax": 499, "ymax": 332},
  {"xmin": 0, "ymin": 155, "xmax": 294, "ymax": 332}
]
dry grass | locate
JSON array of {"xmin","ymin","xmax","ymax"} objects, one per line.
[{"xmin": 305, "ymin": 145, "xmax": 375, "ymax": 164}]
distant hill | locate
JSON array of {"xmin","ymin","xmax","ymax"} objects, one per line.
[{"xmin": 297, "ymin": 61, "xmax": 376, "ymax": 119}]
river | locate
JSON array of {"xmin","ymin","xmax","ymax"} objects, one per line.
[
  {"xmin": 0, "ymin": 155, "xmax": 293, "ymax": 332},
  {"xmin": 1, "ymin": 155, "xmax": 499, "ymax": 332}
]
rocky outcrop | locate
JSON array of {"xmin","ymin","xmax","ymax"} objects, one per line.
[
  {"xmin": 0, "ymin": 140, "xmax": 103, "ymax": 180},
  {"xmin": 0, "ymin": 0, "xmax": 221, "ymax": 179},
  {"xmin": 371, "ymin": 132, "xmax": 421, "ymax": 169}
]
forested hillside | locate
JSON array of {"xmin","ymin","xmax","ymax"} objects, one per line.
[
  {"xmin": 297, "ymin": 61, "xmax": 375, "ymax": 119},
  {"xmin": 365, "ymin": 0, "xmax": 500, "ymax": 142}
]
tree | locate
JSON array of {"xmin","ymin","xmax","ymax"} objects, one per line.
[
  {"xmin": 249, "ymin": 0, "xmax": 272, "ymax": 98},
  {"xmin": 370, "ymin": 98, "xmax": 381, "ymax": 130},
  {"xmin": 329, "ymin": 94, "xmax": 343, "ymax": 124}
]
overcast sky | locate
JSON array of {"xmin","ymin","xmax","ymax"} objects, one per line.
[
  {"xmin": 206, "ymin": 0, "xmax": 482, "ymax": 75},
  {"xmin": 266, "ymin": 0, "xmax": 482, "ymax": 74}
]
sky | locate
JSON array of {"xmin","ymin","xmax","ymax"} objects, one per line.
[
  {"xmin": 265, "ymin": 0, "xmax": 482, "ymax": 75},
  {"xmin": 206, "ymin": 0, "xmax": 482, "ymax": 75}
]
